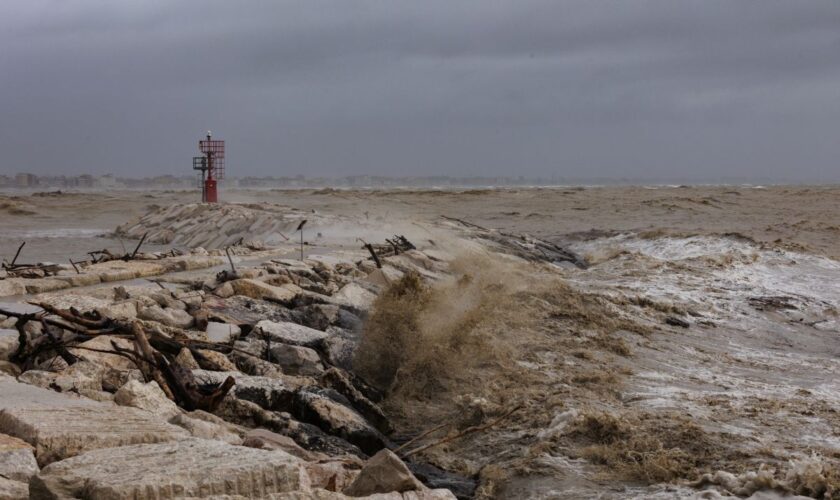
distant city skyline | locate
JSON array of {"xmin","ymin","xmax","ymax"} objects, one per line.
[{"xmin": 0, "ymin": 171, "xmax": 831, "ymax": 190}]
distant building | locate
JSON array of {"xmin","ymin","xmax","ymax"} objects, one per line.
[
  {"xmin": 96, "ymin": 174, "xmax": 118, "ymax": 188},
  {"xmin": 15, "ymin": 173, "xmax": 38, "ymax": 188}
]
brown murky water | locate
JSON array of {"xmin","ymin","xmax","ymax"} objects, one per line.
[{"xmin": 2, "ymin": 185, "xmax": 839, "ymax": 498}]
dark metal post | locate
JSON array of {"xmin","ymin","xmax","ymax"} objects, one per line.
[{"xmin": 296, "ymin": 220, "xmax": 308, "ymax": 261}]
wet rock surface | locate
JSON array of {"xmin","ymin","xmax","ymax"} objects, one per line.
[
  {"xmin": 0, "ymin": 476, "xmax": 28, "ymax": 500},
  {"xmin": 344, "ymin": 449, "xmax": 425, "ymax": 496},
  {"xmin": 31, "ymin": 438, "xmax": 309, "ymax": 499},
  {"xmin": 255, "ymin": 319, "xmax": 329, "ymax": 347},
  {"xmin": 0, "ymin": 202, "xmax": 608, "ymax": 499},
  {"xmin": 0, "ymin": 433, "xmax": 38, "ymax": 483},
  {"xmin": 0, "ymin": 378, "xmax": 189, "ymax": 466}
]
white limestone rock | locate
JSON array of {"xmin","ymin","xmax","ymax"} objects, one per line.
[
  {"xmin": 168, "ymin": 411, "xmax": 243, "ymax": 445},
  {"xmin": 229, "ymin": 279, "xmax": 302, "ymax": 303},
  {"xmin": 137, "ymin": 304, "xmax": 194, "ymax": 329},
  {"xmin": 0, "ymin": 433, "xmax": 38, "ymax": 483},
  {"xmin": 333, "ymin": 283, "xmax": 377, "ymax": 311},
  {"xmin": 192, "ymin": 370, "xmax": 295, "ymax": 411},
  {"xmin": 255, "ymin": 320, "xmax": 328, "ymax": 348},
  {"xmin": 343, "ymin": 449, "xmax": 425, "ymax": 496},
  {"xmin": 270, "ymin": 344, "xmax": 325, "ymax": 376},
  {"xmin": 206, "ymin": 321, "xmax": 242, "ymax": 343},
  {"xmin": 0, "ymin": 329, "xmax": 19, "ymax": 361},
  {"xmin": 0, "ymin": 377, "xmax": 188, "ymax": 465},
  {"xmin": 114, "ymin": 380, "xmax": 181, "ymax": 420},
  {"xmin": 0, "ymin": 477, "xmax": 27, "ymax": 500},
  {"xmin": 30, "ymin": 438, "xmax": 311, "ymax": 499}
]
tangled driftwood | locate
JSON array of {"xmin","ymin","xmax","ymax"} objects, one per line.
[{"xmin": 0, "ymin": 303, "xmax": 234, "ymax": 412}]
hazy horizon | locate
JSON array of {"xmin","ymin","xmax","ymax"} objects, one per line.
[{"xmin": 2, "ymin": 1, "xmax": 840, "ymax": 182}]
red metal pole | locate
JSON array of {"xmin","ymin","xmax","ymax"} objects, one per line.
[{"xmin": 204, "ymin": 133, "xmax": 217, "ymax": 203}]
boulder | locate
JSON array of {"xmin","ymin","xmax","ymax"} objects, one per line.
[
  {"xmin": 175, "ymin": 347, "xmax": 200, "ymax": 369},
  {"xmin": 0, "ymin": 329, "xmax": 20, "ymax": 361},
  {"xmin": 192, "ymin": 370, "xmax": 295, "ymax": 411},
  {"xmin": 52, "ymin": 360, "xmax": 107, "ymax": 393},
  {"xmin": 0, "ymin": 281, "xmax": 26, "ymax": 298},
  {"xmin": 335, "ymin": 309, "xmax": 364, "ymax": 331},
  {"xmin": 0, "ymin": 377, "xmax": 188, "ymax": 465},
  {"xmin": 343, "ymin": 449, "xmax": 424, "ymax": 496},
  {"xmin": 270, "ymin": 344, "xmax": 325, "ymax": 376},
  {"xmin": 295, "ymin": 390, "xmax": 388, "ymax": 455},
  {"xmin": 242, "ymin": 428, "xmax": 324, "ymax": 461},
  {"xmin": 263, "ymin": 274, "xmax": 294, "ymax": 286},
  {"xmin": 176, "ymin": 290, "xmax": 204, "ymax": 308},
  {"xmin": 0, "ymin": 433, "xmax": 38, "ymax": 482},
  {"xmin": 196, "ymin": 349, "xmax": 238, "ymax": 371},
  {"xmin": 150, "ymin": 291, "xmax": 187, "ymax": 310},
  {"xmin": 215, "ymin": 397, "xmax": 364, "ymax": 459},
  {"xmin": 294, "ymin": 304, "xmax": 341, "ymax": 331},
  {"xmin": 102, "ymin": 368, "xmax": 143, "ymax": 394},
  {"xmin": 30, "ymin": 438, "xmax": 311, "ymax": 499},
  {"xmin": 209, "ymin": 295, "xmax": 295, "ymax": 325},
  {"xmin": 0, "ymin": 303, "xmax": 39, "ymax": 316},
  {"xmin": 307, "ymin": 460, "xmax": 362, "ymax": 493},
  {"xmin": 333, "ymin": 283, "xmax": 376, "ymax": 312},
  {"xmin": 321, "ymin": 368, "xmax": 391, "ymax": 434},
  {"xmin": 0, "ymin": 361, "xmax": 21, "ymax": 377},
  {"xmin": 17, "ymin": 370, "xmax": 58, "ymax": 390},
  {"xmin": 365, "ymin": 267, "xmax": 404, "ymax": 287},
  {"xmin": 229, "ymin": 279, "xmax": 302, "ymax": 303},
  {"xmin": 294, "ymin": 305, "xmax": 361, "ymax": 332},
  {"xmin": 22, "ymin": 279, "xmax": 71, "ymax": 294},
  {"xmin": 169, "ymin": 411, "xmax": 243, "ymax": 445},
  {"xmin": 322, "ymin": 327, "xmax": 360, "ymax": 371},
  {"xmin": 357, "ymin": 260, "xmax": 379, "ymax": 274},
  {"xmin": 234, "ymin": 336, "xmax": 268, "ymax": 358},
  {"xmin": 193, "ymin": 307, "xmax": 211, "ymax": 330},
  {"xmin": 214, "ymin": 281, "xmax": 235, "ymax": 298},
  {"xmin": 96, "ymin": 300, "xmax": 138, "ymax": 320},
  {"xmin": 137, "ymin": 304, "xmax": 194, "ymax": 329},
  {"xmin": 69, "ymin": 335, "xmax": 136, "ymax": 371},
  {"xmin": 230, "ymin": 350, "xmax": 283, "ymax": 377},
  {"xmin": 36, "ymin": 294, "xmax": 107, "ymax": 314},
  {"xmin": 36, "ymin": 355, "xmax": 69, "ymax": 372},
  {"xmin": 76, "ymin": 389, "xmax": 114, "ymax": 403},
  {"xmin": 256, "ymin": 320, "xmax": 328, "ymax": 348},
  {"xmin": 114, "ymin": 380, "xmax": 181, "ymax": 420},
  {"xmin": 0, "ymin": 477, "xmax": 27, "ymax": 500},
  {"xmin": 97, "ymin": 269, "xmax": 136, "ymax": 283},
  {"xmin": 297, "ymin": 278, "xmax": 335, "ymax": 296},
  {"xmin": 206, "ymin": 321, "xmax": 241, "ymax": 343}
]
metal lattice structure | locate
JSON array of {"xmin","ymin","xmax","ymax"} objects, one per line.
[
  {"xmin": 198, "ymin": 138, "xmax": 225, "ymax": 180},
  {"xmin": 193, "ymin": 132, "xmax": 225, "ymax": 203}
]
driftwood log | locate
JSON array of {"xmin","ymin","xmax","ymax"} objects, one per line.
[{"xmin": 0, "ymin": 304, "xmax": 234, "ymax": 412}]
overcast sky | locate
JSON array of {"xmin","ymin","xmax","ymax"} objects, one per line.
[{"xmin": 1, "ymin": 1, "xmax": 839, "ymax": 181}]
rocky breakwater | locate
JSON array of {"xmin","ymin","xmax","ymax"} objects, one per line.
[
  {"xmin": 0, "ymin": 247, "xmax": 232, "ymax": 298},
  {"xmin": 0, "ymin": 243, "xmax": 463, "ymax": 499},
  {"xmin": 116, "ymin": 202, "xmax": 342, "ymax": 249}
]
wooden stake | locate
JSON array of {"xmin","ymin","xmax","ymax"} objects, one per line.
[{"xmin": 10, "ymin": 241, "xmax": 25, "ymax": 266}]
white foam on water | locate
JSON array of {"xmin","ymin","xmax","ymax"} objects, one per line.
[
  {"xmin": 570, "ymin": 234, "xmax": 840, "ymax": 319},
  {"xmin": 555, "ymin": 232, "xmax": 840, "ymax": 498}
]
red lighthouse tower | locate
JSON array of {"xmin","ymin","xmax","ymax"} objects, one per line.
[{"xmin": 193, "ymin": 131, "xmax": 225, "ymax": 203}]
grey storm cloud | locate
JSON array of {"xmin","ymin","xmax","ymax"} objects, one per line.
[{"xmin": 1, "ymin": 1, "xmax": 839, "ymax": 181}]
